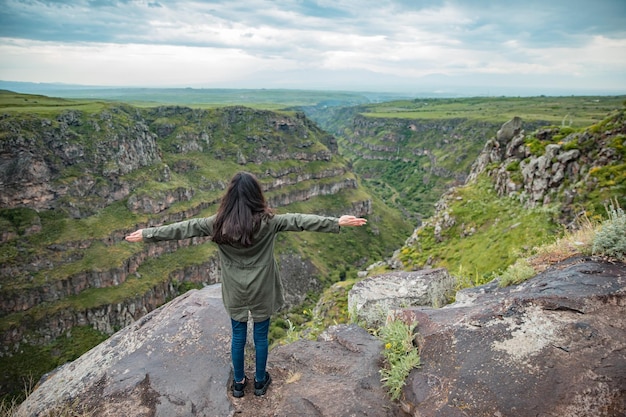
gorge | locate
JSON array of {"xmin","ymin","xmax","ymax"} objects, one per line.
[{"xmin": 0, "ymin": 95, "xmax": 411, "ymax": 401}]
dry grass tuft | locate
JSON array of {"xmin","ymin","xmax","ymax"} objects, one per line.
[
  {"xmin": 528, "ymin": 214, "xmax": 596, "ymax": 273},
  {"xmin": 285, "ymin": 371, "xmax": 302, "ymax": 384}
]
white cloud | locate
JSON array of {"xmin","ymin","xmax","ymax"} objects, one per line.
[
  {"xmin": 0, "ymin": 0, "xmax": 625, "ymax": 93},
  {"xmin": 0, "ymin": 38, "xmax": 297, "ymax": 86}
]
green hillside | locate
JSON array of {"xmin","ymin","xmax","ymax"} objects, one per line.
[
  {"xmin": 396, "ymin": 107, "xmax": 626, "ymax": 287},
  {"xmin": 305, "ymin": 95, "xmax": 625, "ymax": 222}
]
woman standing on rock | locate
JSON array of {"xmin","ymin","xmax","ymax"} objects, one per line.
[{"xmin": 125, "ymin": 171, "xmax": 367, "ymax": 398}]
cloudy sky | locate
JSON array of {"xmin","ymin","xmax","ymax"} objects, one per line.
[{"xmin": 1, "ymin": 0, "xmax": 625, "ymax": 95}]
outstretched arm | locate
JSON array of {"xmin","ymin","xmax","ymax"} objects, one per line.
[
  {"xmin": 338, "ymin": 215, "xmax": 367, "ymax": 227},
  {"xmin": 272, "ymin": 213, "xmax": 367, "ymax": 233},
  {"xmin": 124, "ymin": 218, "xmax": 214, "ymax": 243}
]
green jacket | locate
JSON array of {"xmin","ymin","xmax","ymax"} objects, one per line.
[{"xmin": 142, "ymin": 213, "xmax": 341, "ymax": 322}]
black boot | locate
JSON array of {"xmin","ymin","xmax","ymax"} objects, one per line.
[
  {"xmin": 254, "ymin": 372, "xmax": 272, "ymax": 396},
  {"xmin": 232, "ymin": 376, "xmax": 247, "ymax": 398}
]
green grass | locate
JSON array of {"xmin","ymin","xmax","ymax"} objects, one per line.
[
  {"xmin": 398, "ymin": 176, "xmax": 560, "ymax": 281},
  {"xmin": 5, "ymin": 242, "xmax": 142, "ymax": 291},
  {"xmin": 498, "ymin": 259, "xmax": 537, "ymax": 287},
  {"xmin": 0, "ymin": 88, "xmax": 379, "ymax": 115},
  {"xmin": 0, "ymin": 90, "xmax": 111, "ymax": 116},
  {"xmin": 361, "ymin": 96, "xmax": 626, "ymax": 127},
  {"xmin": 355, "ymin": 158, "xmax": 451, "ymax": 220}
]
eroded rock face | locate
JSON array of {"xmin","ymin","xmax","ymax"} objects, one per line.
[
  {"xmin": 395, "ymin": 257, "xmax": 626, "ymax": 417},
  {"xmin": 0, "ymin": 109, "xmax": 162, "ymax": 214},
  {"xmin": 468, "ymin": 114, "xmax": 626, "ymax": 218}
]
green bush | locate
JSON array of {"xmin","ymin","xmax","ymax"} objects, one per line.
[
  {"xmin": 592, "ymin": 200, "xmax": 626, "ymax": 260},
  {"xmin": 506, "ymin": 160, "xmax": 520, "ymax": 172},
  {"xmin": 498, "ymin": 259, "xmax": 536, "ymax": 287},
  {"xmin": 269, "ymin": 326, "xmax": 286, "ymax": 343},
  {"xmin": 563, "ymin": 136, "xmax": 580, "ymax": 151},
  {"xmin": 526, "ymin": 137, "xmax": 547, "ymax": 156},
  {"xmin": 0, "ymin": 207, "xmax": 40, "ymax": 236}
]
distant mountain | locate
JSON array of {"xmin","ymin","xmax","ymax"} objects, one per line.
[{"xmin": 0, "ymin": 80, "xmax": 413, "ymax": 106}]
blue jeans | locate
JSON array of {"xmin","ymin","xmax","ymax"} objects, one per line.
[{"xmin": 231, "ymin": 318, "xmax": 270, "ymax": 383}]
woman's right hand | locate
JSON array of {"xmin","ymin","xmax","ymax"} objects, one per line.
[{"xmin": 125, "ymin": 229, "xmax": 144, "ymax": 242}]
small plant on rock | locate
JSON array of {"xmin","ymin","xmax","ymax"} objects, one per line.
[
  {"xmin": 498, "ymin": 259, "xmax": 536, "ymax": 287},
  {"xmin": 378, "ymin": 319, "xmax": 420, "ymax": 401},
  {"xmin": 593, "ymin": 199, "xmax": 626, "ymax": 261}
]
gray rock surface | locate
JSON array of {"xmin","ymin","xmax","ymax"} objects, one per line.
[
  {"xmin": 395, "ymin": 257, "xmax": 626, "ymax": 417},
  {"xmin": 261, "ymin": 324, "xmax": 399, "ymax": 417},
  {"xmin": 0, "ymin": 109, "xmax": 162, "ymax": 215},
  {"xmin": 470, "ymin": 115, "xmax": 625, "ymax": 216},
  {"xmin": 18, "ymin": 286, "xmax": 398, "ymax": 417},
  {"xmin": 496, "ymin": 116, "xmax": 523, "ymax": 145},
  {"xmin": 348, "ymin": 268, "xmax": 455, "ymax": 326},
  {"xmin": 19, "ymin": 284, "xmax": 235, "ymax": 417}
]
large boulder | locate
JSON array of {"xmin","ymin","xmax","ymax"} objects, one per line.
[
  {"xmin": 257, "ymin": 324, "xmax": 399, "ymax": 417},
  {"xmin": 394, "ymin": 257, "xmax": 626, "ymax": 417},
  {"xmin": 19, "ymin": 284, "xmax": 235, "ymax": 417},
  {"xmin": 349, "ymin": 268, "xmax": 455, "ymax": 326},
  {"xmin": 496, "ymin": 116, "xmax": 523, "ymax": 145}
]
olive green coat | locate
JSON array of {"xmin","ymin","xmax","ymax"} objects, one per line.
[{"xmin": 142, "ymin": 213, "xmax": 340, "ymax": 322}]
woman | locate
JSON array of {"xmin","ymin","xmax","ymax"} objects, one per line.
[{"xmin": 125, "ymin": 171, "xmax": 367, "ymax": 398}]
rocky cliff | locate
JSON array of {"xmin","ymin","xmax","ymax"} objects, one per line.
[
  {"xmin": 391, "ymin": 109, "xmax": 626, "ymax": 275},
  {"xmin": 0, "ymin": 106, "xmax": 343, "ymax": 218},
  {"xmin": 469, "ymin": 111, "xmax": 626, "ymax": 225}
]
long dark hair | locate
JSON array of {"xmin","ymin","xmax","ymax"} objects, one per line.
[{"xmin": 212, "ymin": 171, "xmax": 274, "ymax": 247}]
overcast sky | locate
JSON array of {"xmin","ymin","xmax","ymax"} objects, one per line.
[{"xmin": 1, "ymin": 0, "xmax": 625, "ymax": 95}]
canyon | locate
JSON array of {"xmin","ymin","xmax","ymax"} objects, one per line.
[{"xmin": 1, "ymin": 92, "xmax": 625, "ymax": 411}]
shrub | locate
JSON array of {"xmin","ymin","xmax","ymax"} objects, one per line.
[
  {"xmin": 498, "ymin": 259, "xmax": 536, "ymax": 287},
  {"xmin": 592, "ymin": 199, "xmax": 626, "ymax": 260},
  {"xmin": 506, "ymin": 160, "xmax": 520, "ymax": 172},
  {"xmin": 378, "ymin": 320, "xmax": 420, "ymax": 401},
  {"xmin": 454, "ymin": 265, "xmax": 493, "ymax": 291},
  {"xmin": 269, "ymin": 326, "xmax": 286, "ymax": 343},
  {"xmin": 526, "ymin": 137, "xmax": 547, "ymax": 156},
  {"xmin": 563, "ymin": 136, "xmax": 580, "ymax": 151}
]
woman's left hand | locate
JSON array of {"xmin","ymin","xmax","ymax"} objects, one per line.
[{"xmin": 338, "ymin": 215, "xmax": 367, "ymax": 227}]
